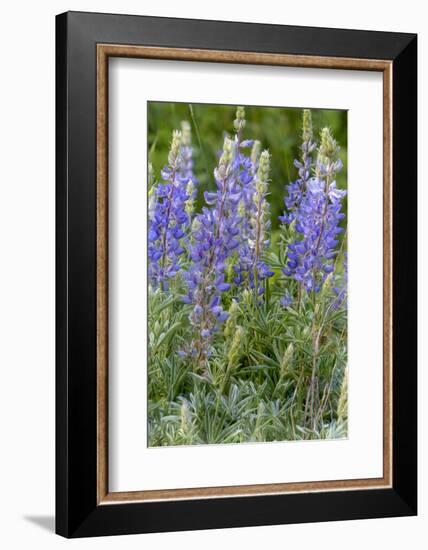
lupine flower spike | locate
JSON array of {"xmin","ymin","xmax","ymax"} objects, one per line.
[
  {"xmin": 148, "ymin": 130, "xmax": 189, "ymax": 289},
  {"xmin": 247, "ymin": 150, "xmax": 274, "ymax": 293},
  {"xmin": 183, "ymin": 136, "xmax": 241, "ymax": 368},
  {"xmin": 178, "ymin": 121, "xmax": 198, "ymax": 221},
  {"xmin": 232, "ymin": 107, "xmax": 269, "ymax": 290},
  {"xmin": 279, "ymin": 109, "xmax": 316, "ymax": 225},
  {"xmin": 281, "ymin": 122, "xmax": 346, "ymax": 296}
]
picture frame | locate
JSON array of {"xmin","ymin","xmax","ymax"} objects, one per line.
[{"xmin": 56, "ymin": 10, "xmax": 417, "ymax": 538}]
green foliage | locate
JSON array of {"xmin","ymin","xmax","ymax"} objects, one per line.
[{"xmin": 148, "ymin": 273, "xmax": 347, "ymax": 446}]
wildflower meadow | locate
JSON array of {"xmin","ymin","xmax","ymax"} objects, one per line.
[{"xmin": 147, "ymin": 103, "xmax": 348, "ymax": 446}]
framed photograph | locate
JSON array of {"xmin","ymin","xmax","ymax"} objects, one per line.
[{"xmin": 56, "ymin": 11, "xmax": 417, "ymax": 538}]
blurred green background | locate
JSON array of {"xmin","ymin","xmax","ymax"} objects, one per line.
[{"xmin": 148, "ymin": 102, "xmax": 347, "ymax": 232}]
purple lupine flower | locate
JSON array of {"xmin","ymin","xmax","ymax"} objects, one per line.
[
  {"xmin": 279, "ymin": 109, "xmax": 316, "ymax": 225},
  {"xmin": 233, "ymin": 107, "xmax": 273, "ymax": 291},
  {"xmin": 234, "ymin": 107, "xmax": 256, "ymax": 226},
  {"xmin": 176, "ymin": 121, "xmax": 200, "ymax": 258},
  {"xmin": 237, "ymin": 139, "xmax": 260, "ymax": 236},
  {"xmin": 280, "ymin": 290, "xmax": 293, "ymax": 308},
  {"xmin": 236, "ymin": 150, "xmax": 274, "ymax": 293},
  {"xmin": 148, "ymin": 130, "xmax": 190, "ymax": 289},
  {"xmin": 178, "ymin": 121, "xmax": 198, "ymax": 222},
  {"xmin": 183, "ymin": 136, "xmax": 241, "ymax": 367},
  {"xmin": 178, "ymin": 121, "xmax": 197, "ymax": 185},
  {"xmin": 233, "ymin": 105, "xmax": 246, "ymax": 137},
  {"xmin": 282, "ymin": 126, "xmax": 346, "ymax": 294}
]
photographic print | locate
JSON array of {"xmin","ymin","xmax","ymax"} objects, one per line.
[
  {"xmin": 147, "ymin": 102, "xmax": 348, "ymax": 447},
  {"xmin": 57, "ymin": 14, "xmax": 417, "ymax": 536}
]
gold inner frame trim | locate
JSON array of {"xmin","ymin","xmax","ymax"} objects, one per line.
[{"xmin": 96, "ymin": 44, "xmax": 393, "ymax": 505}]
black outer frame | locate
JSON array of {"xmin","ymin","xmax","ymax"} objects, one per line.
[{"xmin": 56, "ymin": 11, "xmax": 417, "ymax": 538}]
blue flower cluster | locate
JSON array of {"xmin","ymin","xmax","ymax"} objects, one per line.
[
  {"xmin": 183, "ymin": 108, "xmax": 275, "ymax": 364},
  {"xmin": 178, "ymin": 120, "xmax": 197, "ymax": 186},
  {"xmin": 235, "ymin": 149, "xmax": 274, "ymax": 294},
  {"xmin": 148, "ymin": 130, "xmax": 190, "ymax": 289},
  {"xmin": 183, "ymin": 135, "xmax": 242, "ymax": 365},
  {"xmin": 279, "ymin": 109, "xmax": 316, "ymax": 225},
  {"xmin": 178, "ymin": 120, "xmax": 198, "ymax": 220},
  {"xmin": 280, "ymin": 125, "xmax": 347, "ymax": 295}
]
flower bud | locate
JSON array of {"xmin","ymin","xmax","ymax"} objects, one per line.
[
  {"xmin": 180, "ymin": 398, "xmax": 191, "ymax": 433},
  {"xmin": 180, "ymin": 120, "xmax": 191, "ymax": 147},
  {"xmin": 224, "ymin": 299, "xmax": 239, "ymax": 340},
  {"xmin": 255, "ymin": 150, "xmax": 270, "ymax": 196},
  {"xmin": 318, "ymin": 127, "xmax": 339, "ymax": 165},
  {"xmin": 218, "ymin": 136, "xmax": 234, "ymax": 171},
  {"xmin": 233, "ymin": 105, "xmax": 246, "ymax": 132},
  {"xmin": 227, "ymin": 326, "xmax": 244, "ymax": 368},
  {"xmin": 185, "ymin": 179, "xmax": 195, "ymax": 216},
  {"xmin": 280, "ymin": 343, "xmax": 294, "ymax": 378},
  {"xmin": 251, "ymin": 139, "xmax": 261, "ymax": 168},
  {"xmin": 168, "ymin": 130, "xmax": 182, "ymax": 167},
  {"xmin": 337, "ymin": 368, "xmax": 348, "ymax": 422},
  {"xmin": 302, "ymin": 109, "xmax": 313, "ymax": 142}
]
